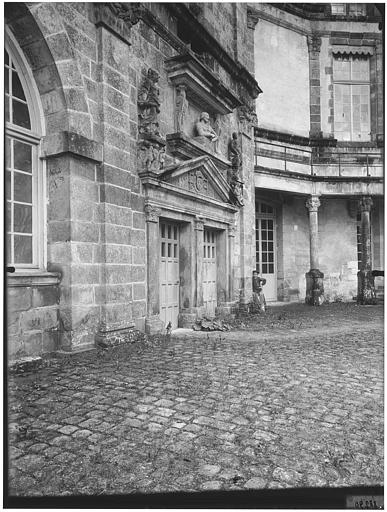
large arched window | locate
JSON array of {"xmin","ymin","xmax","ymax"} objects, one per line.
[{"xmin": 5, "ymin": 32, "xmax": 45, "ymax": 270}]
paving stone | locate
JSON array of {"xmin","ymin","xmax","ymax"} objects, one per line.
[
  {"xmin": 58, "ymin": 425, "xmax": 79, "ymax": 435},
  {"xmin": 244, "ymin": 477, "xmax": 267, "ymax": 489},
  {"xmin": 198, "ymin": 464, "xmax": 221, "ymax": 477},
  {"xmin": 201, "ymin": 480, "xmax": 223, "ymax": 490},
  {"xmin": 71, "ymin": 429, "xmax": 92, "ymax": 439},
  {"xmin": 6, "ymin": 304, "xmax": 384, "ymax": 495},
  {"xmin": 272, "ymin": 467, "xmax": 303, "ymax": 484}
]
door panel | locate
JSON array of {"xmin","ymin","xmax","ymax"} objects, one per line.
[
  {"xmin": 255, "ymin": 204, "xmax": 277, "ymax": 301},
  {"xmin": 203, "ymin": 229, "xmax": 217, "ymax": 317},
  {"xmin": 160, "ymin": 221, "xmax": 179, "ymax": 328}
]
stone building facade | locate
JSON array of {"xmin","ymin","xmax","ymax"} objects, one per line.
[{"xmin": 5, "ymin": 3, "xmax": 384, "ymax": 361}]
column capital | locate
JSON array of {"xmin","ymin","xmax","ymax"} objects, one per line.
[
  {"xmin": 228, "ymin": 224, "xmax": 237, "ymax": 237},
  {"xmin": 144, "ymin": 204, "xmax": 161, "ymax": 223},
  {"xmin": 194, "ymin": 216, "xmax": 204, "ymax": 231},
  {"xmin": 305, "ymin": 195, "xmax": 321, "ymax": 212},
  {"xmin": 358, "ymin": 196, "xmax": 373, "ymax": 213},
  {"xmin": 307, "ymin": 34, "xmax": 322, "ymax": 53}
]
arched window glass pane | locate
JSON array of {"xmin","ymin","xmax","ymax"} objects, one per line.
[
  {"xmin": 5, "ymin": 49, "xmax": 31, "ymax": 130},
  {"xmin": 5, "ymin": 40, "xmax": 41, "ymax": 268}
]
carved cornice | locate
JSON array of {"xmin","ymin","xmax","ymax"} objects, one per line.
[
  {"xmin": 167, "ymin": 3, "xmax": 262, "ymax": 99},
  {"xmin": 359, "ymin": 196, "xmax": 373, "ymax": 212},
  {"xmin": 247, "ymin": 8, "xmax": 260, "ymax": 29},
  {"xmin": 144, "ymin": 204, "xmax": 161, "ymax": 223},
  {"xmin": 165, "ymin": 53, "xmax": 243, "ymax": 114},
  {"xmin": 254, "ymin": 127, "xmax": 338, "ymax": 148},
  {"xmin": 305, "ymin": 195, "xmax": 321, "ymax": 212}
]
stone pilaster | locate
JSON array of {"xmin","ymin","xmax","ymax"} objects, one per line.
[
  {"xmin": 228, "ymin": 224, "xmax": 237, "ymax": 302},
  {"xmin": 305, "ymin": 195, "xmax": 324, "ymax": 305},
  {"xmin": 307, "ymin": 35, "xmax": 322, "ymax": 139},
  {"xmin": 144, "ymin": 204, "xmax": 164, "ymax": 334},
  {"xmin": 357, "ymin": 197, "xmax": 376, "ymax": 305},
  {"xmin": 194, "ymin": 216, "xmax": 205, "ymax": 309},
  {"xmin": 237, "ymin": 117, "xmax": 256, "ymax": 313}
]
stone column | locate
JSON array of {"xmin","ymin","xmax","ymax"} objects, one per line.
[
  {"xmin": 194, "ymin": 216, "xmax": 204, "ymax": 311},
  {"xmin": 144, "ymin": 204, "xmax": 164, "ymax": 334},
  {"xmin": 305, "ymin": 195, "xmax": 324, "ymax": 305},
  {"xmin": 357, "ymin": 196, "xmax": 376, "ymax": 304}
]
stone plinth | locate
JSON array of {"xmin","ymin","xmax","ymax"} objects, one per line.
[
  {"xmin": 357, "ymin": 270, "xmax": 377, "ymax": 305},
  {"xmin": 305, "ymin": 269, "xmax": 324, "ymax": 305}
]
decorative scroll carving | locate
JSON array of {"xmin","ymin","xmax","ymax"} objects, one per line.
[
  {"xmin": 228, "ymin": 132, "xmax": 242, "ymax": 169},
  {"xmin": 307, "ymin": 35, "xmax": 322, "ymax": 53},
  {"xmin": 305, "ymin": 195, "xmax": 321, "ymax": 212},
  {"xmin": 195, "ymin": 216, "xmax": 205, "ymax": 231},
  {"xmin": 178, "ymin": 170, "xmax": 210, "ymax": 195},
  {"xmin": 359, "ymin": 196, "xmax": 373, "ymax": 212},
  {"xmin": 228, "ymin": 223, "xmax": 237, "ymax": 237},
  {"xmin": 110, "ymin": 2, "xmax": 145, "ymax": 27},
  {"xmin": 144, "ymin": 204, "xmax": 161, "ymax": 223},
  {"xmin": 175, "ymin": 85, "xmax": 189, "ymax": 133}
]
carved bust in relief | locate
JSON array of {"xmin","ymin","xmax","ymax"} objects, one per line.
[{"xmin": 195, "ymin": 112, "xmax": 218, "ymax": 142}]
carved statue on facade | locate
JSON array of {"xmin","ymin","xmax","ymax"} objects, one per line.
[
  {"xmin": 138, "ymin": 68, "xmax": 161, "ymax": 136},
  {"xmin": 228, "ymin": 132, "xmax": 242, "ymax": 169},
  {"xmin": 229, "ymin": 171, "xmax": 244, "ymax": 206},
  {"xmin": 139, "ymin": 141, "xmax": 166, "ymax": 173},
  {"xmin": 195, "ymin": 112, "xmax": 218, "ymax": 142},
  {"xmin": 213, "ymin": 115, "xmax": 222, "ymax": 153},
  {"xmin": 238, "ymin": 103, "xmax": 258, "ymax": 129},
  {"xmin": 175, "ymin": 85, "xmax": 189, "ymax": 132}
]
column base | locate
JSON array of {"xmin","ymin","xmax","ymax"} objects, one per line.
[
  {"xmin": 216, "ymin": 301, "xmax": 238, "ymax": 318},
  {"xmin": 178, "ymin": 311, "xmax": 198, "ymax": 328},
  {"xmin": 145, "ymin": 315, "xmax": 164, "ymax": 335},
  {"xmin": 357, "ymin": 270, "xmax": 377, "ymax": 305},
  {"xmin": 305, "ymin": 269, "xmax": 324, "ymax": 306}
]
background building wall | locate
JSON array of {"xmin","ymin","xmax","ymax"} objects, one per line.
[{"xmin": 254, "ymin": 19, "xmax": 310, "ymax": 137}]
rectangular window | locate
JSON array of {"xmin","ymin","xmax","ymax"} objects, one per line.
[
  {"xmin": 6, "ymin": 134, "xmax": 39, "ymax": 267},
  {"xmin": 333, "ymin": 56, "xmax": 370, "ymax": 141},
  {"xmin": 331, "ymin": 3, "xmax": 346, "ymax": 14}
]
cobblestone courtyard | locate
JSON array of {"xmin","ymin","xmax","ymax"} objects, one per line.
[{"xmin": 7, "ymin": 303, "xmax": 383, "ymax": 501}]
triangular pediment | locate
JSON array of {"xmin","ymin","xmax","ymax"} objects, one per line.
[{"xmin": 159, "ymin": 156, "xmax": 232, "ymax": 204}]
